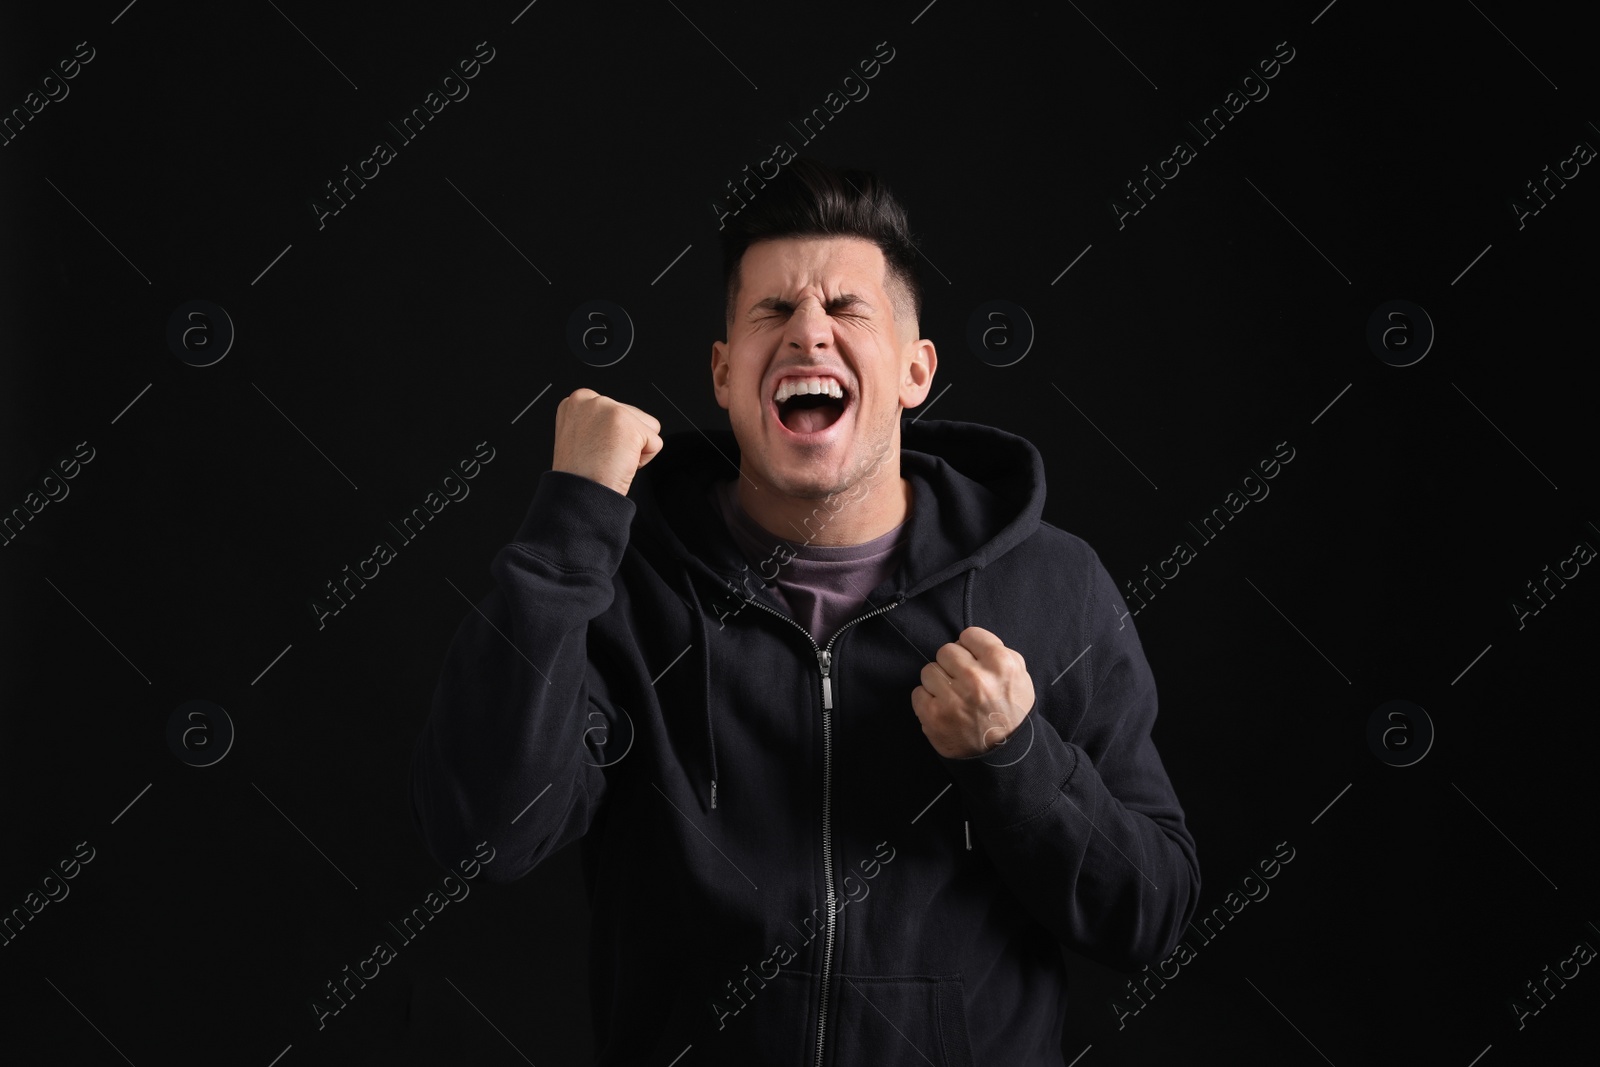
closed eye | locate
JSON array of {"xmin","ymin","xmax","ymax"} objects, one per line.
[{"xmin": 749, "ymin": 294, "xmax": 873, "ymax": 320}]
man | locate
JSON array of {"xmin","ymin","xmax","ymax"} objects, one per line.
[{"xmin": 410, "ymin": 156, "xmax": 1200, "ymax": 1065}]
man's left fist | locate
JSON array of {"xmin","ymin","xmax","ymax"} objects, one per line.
[{"xmin": 911, "ymin": 626, "xmax": 1036, "ymax": 759}]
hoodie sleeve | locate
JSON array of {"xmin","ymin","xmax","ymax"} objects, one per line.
[
  {"xmin": 937, "ymin": 547, "xmax": 1200, "ymax": 970},
  {"xmin": 409, "ymin": 469, "xmax": 637, "ymax": 884}
]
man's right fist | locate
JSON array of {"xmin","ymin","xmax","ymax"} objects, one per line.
[{"xmin": 551, "ymin": 388, "xmax": 665, "ymax": 497}]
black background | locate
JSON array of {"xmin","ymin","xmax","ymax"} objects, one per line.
[{"xmin": 2, "ymin": 1, "xmax": 1596, "ymax": 1064}]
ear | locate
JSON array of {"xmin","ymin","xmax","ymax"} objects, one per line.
[
  {"xmin": 711, "ymin": 339, "xmax": 731, "ymax": 410},
  {"xmin": 899, "ymin": 338, "xmax": 937, "ymax": 409}
]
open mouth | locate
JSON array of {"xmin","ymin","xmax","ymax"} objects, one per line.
[{"xmin": 772, "ymin": 379, "xmax": 851, "ymax": 437}]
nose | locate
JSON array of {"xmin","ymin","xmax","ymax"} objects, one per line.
[{"xmin": 785, "ymin": 298, "xmax": 834, "ymax": 351}]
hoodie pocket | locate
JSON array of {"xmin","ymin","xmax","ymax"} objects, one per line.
[
  {"xmin": 829, "ymin": 973, "xmax": 974, "ymax": 1067},
  {"xmin": 695, "ymin": 965, "xmax": 817, "ymax": 1059}
]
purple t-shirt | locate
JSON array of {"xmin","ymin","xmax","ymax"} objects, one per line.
[{"xmin": 710, "ymin": 477, "xmax": 908, "ymax": 647}]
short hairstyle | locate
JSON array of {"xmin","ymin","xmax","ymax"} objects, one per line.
[{"xmin": 719, "ymin": 156, "xmax": 923, "ymax": 336}]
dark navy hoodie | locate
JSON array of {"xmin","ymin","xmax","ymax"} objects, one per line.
[{"xmin": 410, "ymin": 416, "xmax": 1201, "ymax": 1066}]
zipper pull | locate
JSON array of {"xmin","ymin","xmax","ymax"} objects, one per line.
[
  {"xmin": 817, "ymin": 649, "xmax": 833, "ymax": 709},
  {"xmin": 711, "ymin": 779, "xmax": 718, "ymax": 810}
]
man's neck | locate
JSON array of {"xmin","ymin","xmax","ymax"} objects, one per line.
[{"xmin": 735, "ymin": 466, "xmax": 911, "ymax": 548}]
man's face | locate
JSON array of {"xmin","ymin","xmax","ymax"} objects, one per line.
[{"xmin": 711, "ymin": 236, "xmax": 936, "ymax": 500}]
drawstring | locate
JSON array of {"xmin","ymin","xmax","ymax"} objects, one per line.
[
  {"xmin": 704, "ymin": 624, "xmax": 717, "ymax": 811},
  {"xmin": 962, "ymin": 567, "xmax": 977, "ymax": 851},
  {"xmin": 677, "ymin": 565, "xmax": 980, "ymax": 818},
  {"xmin": 678, "ymin": 567, "xmax": 719, "ymax": 813}
]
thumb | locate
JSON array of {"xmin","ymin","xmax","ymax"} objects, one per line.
[{"xmin": 638, "ymin": 431, "xmax": 665, "ymax": 467}]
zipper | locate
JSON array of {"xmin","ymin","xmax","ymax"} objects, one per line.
[{"xmin": 737, "ymin": 590, "xmax": 904, "ymax": 1067}]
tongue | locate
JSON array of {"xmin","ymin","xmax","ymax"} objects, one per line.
[{"xmin": 784, "ymin": 403, "xmax": 841, "ymax": 434}]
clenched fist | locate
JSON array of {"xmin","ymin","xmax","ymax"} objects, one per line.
[
  {"xmin": 911, "ymin": 626, "xmax": 1037, "ymax": 759},
  {"xmin": 552, "ymin": 388, "xmax": 664, "ymax": 497}
]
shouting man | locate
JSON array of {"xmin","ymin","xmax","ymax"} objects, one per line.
[{"xmin": 410, "ymin": 156, "xmax": 1200, "ymax": 1065}]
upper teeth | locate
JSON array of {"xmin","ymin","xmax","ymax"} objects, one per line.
[{"xmin": 775, "ymin": 377, "xmax": 845, "ymax": 403}]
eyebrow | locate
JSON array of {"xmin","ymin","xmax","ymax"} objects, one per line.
[{"xmin": 747, "ymin": 293, "xmax": 874, "ymax": 318}]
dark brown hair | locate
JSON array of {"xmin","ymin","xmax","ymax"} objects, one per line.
[{"xmin": 719, "ymin": 156, "xmax": 923, "ymax": 334}]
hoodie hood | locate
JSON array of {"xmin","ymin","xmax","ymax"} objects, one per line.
[{"xmin": 623, "ymin": 415, "xmax": 1048, "ymax": 811}]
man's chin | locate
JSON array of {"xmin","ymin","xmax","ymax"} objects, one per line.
[
  {"xmin": 761, "ymin": 463, "xmax": 851, "ymax": 502},
  {"xmin": 734, "ymin": 405, "xmax": 889, "ymax": 500}
]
